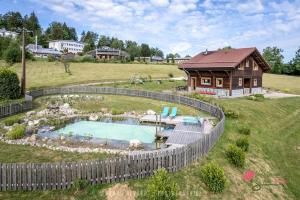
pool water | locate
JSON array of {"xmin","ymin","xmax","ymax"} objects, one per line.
[
  {"xmin": 38, "ymin": 118, "xmax": 170, "ymax": 146},
  {"xmin": 54, "ymin": 120, "xmax": 157, "ymax": 143}
]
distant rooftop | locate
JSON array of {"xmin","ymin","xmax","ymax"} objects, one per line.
[{"xmin": 49, "ymin": 40, "xmax": 84, "ymax": 44}]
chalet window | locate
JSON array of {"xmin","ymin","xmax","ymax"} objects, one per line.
[
  {"xmin": 216, "ymin": 78, "xmax": 223, "ymax": 87},
  {"xmin": 253, "ymin": 62, "xmax": 258, "ymax": 70},
  {"xmin": 238, "ymin": 78, "xmax": 243, "ymax": 86},
  {"xmin": 246, "ymin": 60, "xmax": 250, "ymax": 67},
  {"xmin": 238, "ymin": 62, "xmax": 244, "ymax": 70},
  {"xmin": 201, "ymin": 77, "xmax": 211, "ymax": 86},
  {"xmin": 253, "ymin": 79, "xmax": 257, "ymax": 86}
]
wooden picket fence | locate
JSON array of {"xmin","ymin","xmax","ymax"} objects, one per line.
[
  {"xmin": 0, "ymin": 86, "xmax": 225, "ymax": 191},
  {"xmin": 0, "ymin": 101, "xmax": 32, "ymax": 119}
]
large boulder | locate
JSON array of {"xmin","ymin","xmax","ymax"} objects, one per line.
[
  {"xmin": 89, "ymin": 114, "xmax": 99, "ymax": 121},
  {"xmin": 146, "ymin": 110, "xmax": 156, "ymax": 115},
  {"xmin": 129, "ymin": 139, "xmax": 143, "ymax": 149}
]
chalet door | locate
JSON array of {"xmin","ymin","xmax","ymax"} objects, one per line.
[
  {"xmin": 244, "ymin": 78, "xmax": 251, "ymax": 95},
  {"xmin": 191, "ymin": 77, "xmax": 196, "ymax": 90}
]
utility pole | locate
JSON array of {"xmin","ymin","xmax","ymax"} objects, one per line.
[{"xmin": 21, "ymin": 28, "xmax": 26, "ymax": 96}]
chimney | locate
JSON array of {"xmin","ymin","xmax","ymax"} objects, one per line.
[{"xmin": 204, "ymin": 49, "xmax": 208, "ymax": 55}]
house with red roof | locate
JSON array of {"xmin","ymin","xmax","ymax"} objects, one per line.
[{"xmin": 178, "ymin": 47, "xmax": 270, "ymax": 97}]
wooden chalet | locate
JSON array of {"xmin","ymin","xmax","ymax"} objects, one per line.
[{"xmin": 178, "ymin": 47, "xmax": 270, "ymax": 97}]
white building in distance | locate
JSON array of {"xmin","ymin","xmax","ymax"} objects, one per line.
[
  {"xmin": 0, "ymin": 28, "xmax": 18, "ymax": 39},
  {"xmin": 49, "ymin": 40, "xmax": 85, "ymax": 54}
]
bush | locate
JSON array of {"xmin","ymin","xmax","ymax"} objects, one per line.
[
  {"xmin": 236, "ymin": 137, "xmax": 249, "ymax": 152},
  {"xmin": 3, "ymin": 115, "xmax": 22, "ymax": 126},
  {"xmin": 6, "ymin": 124, "xmax": 26, "ymax": 140},
  {"xmin": 111, "ymin": 108, "xmax": 124, "ymax": 115},
  {"xmin": 238, "ymin": 124, "xmax": 251, "ymax": 135},
  {"xmin": 146, "ymin": 168, "xmax": 177, "ymax": 200},
  {"xmin": 224, "ymin": 109, "xmax": 239, "ymax": 118},
  {"xmin": 225, "ymin": 144, "xmax": 245, "ymax": 167},
  {"xmin": 81, "ymin": 55, "xmax": 95, "ymax": 62},
  {"xmin": 3, "ymin": 41, "xmax": 22, "ymax": 65},
  {"xmin": 0, "ymin": 68, "xmax": 21, "ymax": 100},
  {"xmin": 246, "ymin": 94, "xmax": 265, "ymax": 102},
  {"xmin": 47, "ymin": 54, "xmax": 56, "ymax": 62},
  {"xmin": 200, "ymin": 162, "xmax": 226, "ymax": 193},
  {"xmin": 168, "ymin": 72, "xmax": 174, "ymax": 78},
  {"xmin": 72, "ymin": 179, "xmax": 89, "ymax": 191}
]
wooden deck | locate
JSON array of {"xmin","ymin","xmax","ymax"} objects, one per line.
[{"xmin": 157, "ymin": 122, "xmax": 204, "ymax": 145}]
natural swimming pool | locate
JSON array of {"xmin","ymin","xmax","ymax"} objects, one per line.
[{"xmin": 38, "ymin": 117, "xmax": 172, "ymax": 149}]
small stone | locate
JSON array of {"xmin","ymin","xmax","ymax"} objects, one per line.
[
  {"xmin": 29, "ymin": 134, "xmax": 37, "ymax": 142},
  {"xmin": 60, "ymin": 136, "xmax": 65, "ymax": 140},
  {"xmin": 26, "ymin": 111, "xmax": 36, "ymax": 117},
  {"xmin": 101, "ymin": 108, "xmax": 108, "ymax": 113}
]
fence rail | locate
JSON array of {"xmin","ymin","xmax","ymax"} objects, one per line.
[{"xmin": 0, "ymin": 86, "xmax": 225, "ymax": 191}]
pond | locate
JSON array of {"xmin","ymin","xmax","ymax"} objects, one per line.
[{"xmin": 38, "ymin": 117, "xmax": 173, "ymax": 149}]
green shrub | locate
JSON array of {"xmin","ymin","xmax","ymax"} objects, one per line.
[
  {"xmin": 0, "ymin": 68, "xmax": 21, "ymax": 100},
  {"xmin": 200, "ymin": 162, "xmax": 226, "ymax": 193},
  {"xmin": 224, "ymin": 109, "xmax": 239, "ymax": 118},
  {"xmin": 6, "ymin": 124, "xmax": 26, "ymax": 140},
  {"xmin": 238, "ymin": 124, "xmax": 251, "ymax": 135},
  {"xmin": 72, "ymin": 179, "xmax": 89, "ymax": 191},
  {"xmin": 3, "ymin": 115, "xmax": 22, "ymax": 126},
  {"xmin": 168, "ymin": 72, "xmax": 174, "ymax": 78},
  {"xmin": 3, "ymin": 41, "xmax": 22, "ymax": 65},
  {"xmin": 111, "ymin": 108, "xmax": 124, "ymax": 115},
  {"xmin": 47, "ymin": 54, "xmax": 56, "ymax": 62},
  {"xmin": 225, "ymin": 144, "xmax": 245, "ymax": 167},
  {"xmin": 146, "ymin": 168, "xmax": 177, "ymax": 200},
  {"xmin": 81, "ymin": 55, "xmax": 95, "ymax": 62},
  {"xmin": 236, "ymin": 137, "xmax": 249, "ymax": 152},
  {"xmin": 246, "ymin": 94, "xmax": 265, "ymax": 102}
]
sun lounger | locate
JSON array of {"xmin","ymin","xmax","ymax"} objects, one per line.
[
  {"xmin": 169, "ymin": 107, "xmax": 177, "ymax": 119},
  {"xmin": 161, "ymin": 107, "xmax": 169, "ymax": 118}
]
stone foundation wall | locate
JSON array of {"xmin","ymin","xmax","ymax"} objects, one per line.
[{"xmin": 251, "ymin": 87, "xmax": 263, "ymax": 94}]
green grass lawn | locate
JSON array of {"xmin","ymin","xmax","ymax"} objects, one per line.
[
  {"xmin": 129, "ymin": 97, "xmax": 300, "ymax": 199},
  {"xmin": 3, "ymin": 60, "xmax": 185, "ymax": 89},
  {"xmin": 263, "ymin": 73, "xmax": 300, "ymax": 94},
  {"xmin": 1, "ymin": 60, "xmax": 299, "ymax": 94}
]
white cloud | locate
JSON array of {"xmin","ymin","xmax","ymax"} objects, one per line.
[
  {"xmin": 27, "ymin": 0, "xmax": 300, "ymax": 60},
  {"xmin": 150, "ymin": 0, "xmax": 169, "ymax": 7},
  {"xmin": 169, "ymin": 42, "xmax": 192, "ymax": 54}
]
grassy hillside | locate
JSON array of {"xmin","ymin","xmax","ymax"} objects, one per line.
[
  {"xmin": 128, "ymin": 97, "xmax": 300, "ymax": 200},
  {"xmin": 1, "ymin": 60, "xmax": 299, "ymax": 94},
  {"xmin": 263, "ymin": 73, "xmax": 300, "ymax": 94},
  {"xmin": 1, "ymin": 61, "xmax": 184, "ymax": 89}
]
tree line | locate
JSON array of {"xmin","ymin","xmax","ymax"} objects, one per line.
[
  {"xmin": 262, "ymin": 47, "xmax": 300, "ymax": 75},
  {"xmin": 0, "ymin": 11, "xmax": 166, "ymax": 61}
]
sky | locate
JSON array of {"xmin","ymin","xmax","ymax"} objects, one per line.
[{"xmin": 1, "ymin": 0, "xmax": 300, "ymax": 62}]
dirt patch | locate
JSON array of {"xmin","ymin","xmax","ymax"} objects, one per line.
[{"xmin": 106, "ymin": 184, "xmax": 136, "ymax": 200}]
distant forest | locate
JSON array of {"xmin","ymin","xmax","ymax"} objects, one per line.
[{"xmin": 0, "ymin": 11, "xmax": 167, "ymax": 61}]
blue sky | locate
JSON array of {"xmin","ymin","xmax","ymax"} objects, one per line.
[{"xmin": 1, "ymin": 0, "xmax": 300, "ymax": 61}]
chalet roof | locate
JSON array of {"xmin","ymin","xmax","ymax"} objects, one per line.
[{"xmin": 179, "ymin": 47, "xmax": 270, "ymax": 71}]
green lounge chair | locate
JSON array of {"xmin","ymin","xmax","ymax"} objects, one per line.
[
  {"xmin": 161, "ymin": 107, "xmax": 169, "ymax": 118},
  {"xmin": 169, "ymin": 107, "xmax": 177, "ymax": 119}
]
